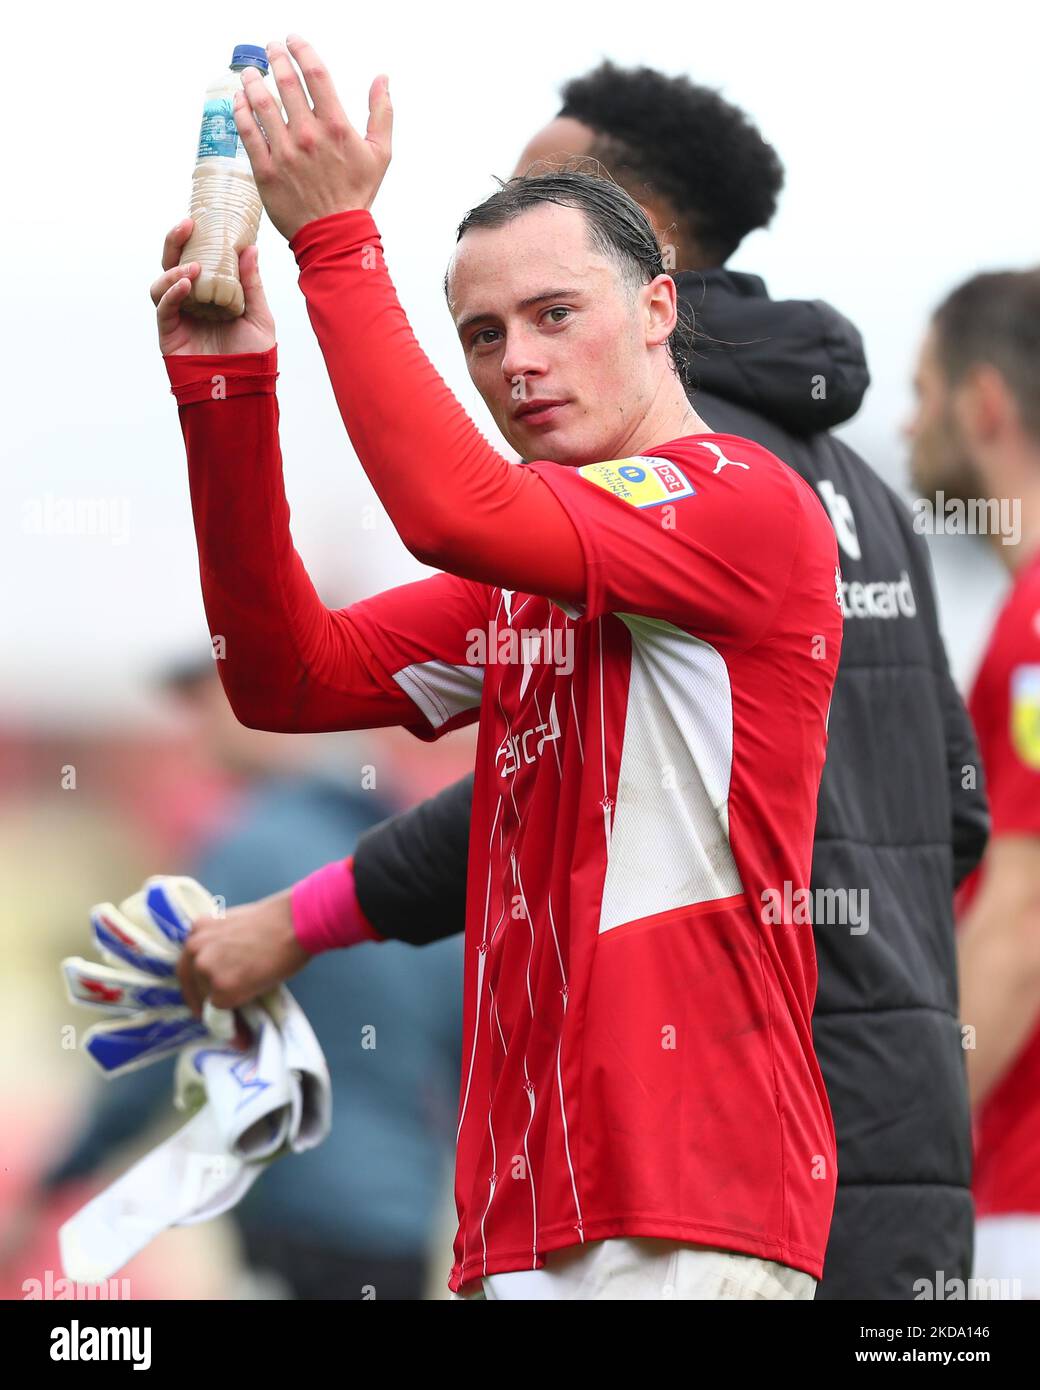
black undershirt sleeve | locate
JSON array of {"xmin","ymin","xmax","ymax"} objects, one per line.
[{"xmin": 352, "ymin": 772, "xmax": 474, "ymax": 946}]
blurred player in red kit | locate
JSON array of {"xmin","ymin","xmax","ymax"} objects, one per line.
[
  {"xmin": 908, "ymin": 268, "xmax": 1040, "ymax": 1297},
  {"xmin": 153, "ymin": 38, "xmax": 842, "ymax": 1299}
]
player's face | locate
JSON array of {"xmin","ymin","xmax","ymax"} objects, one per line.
[
  {"xmin": 905, "ymin": 326, "xmax": 980, "ymax": 501},
  {"xmin": 448, "ymin": 202, "xmax": 665, "ymax": 466}
]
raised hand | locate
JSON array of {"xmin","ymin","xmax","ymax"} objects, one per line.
[{"xmin": 233, "ymin": 35, "xmax": 392, "ymax": 243}]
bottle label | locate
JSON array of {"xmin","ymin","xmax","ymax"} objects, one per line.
[{"xmin": 196, "ymin": 97, "xmax": 248, "ymax": 161}]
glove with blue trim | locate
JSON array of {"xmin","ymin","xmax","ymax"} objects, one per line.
[{"xmin": 57, "ymin": 876, "xmax": 331, "ymax": 1283}]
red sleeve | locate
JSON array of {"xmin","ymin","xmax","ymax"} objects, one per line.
[
  {"xmin": 527, "ymin": 436, "xmax": 838, "ymax": 647},
  {"xmin": 344, "ymin": 569, "xmax": 490, "ymax": 741},
  {"xmin": 163, "ymin": 347, "xmax": 482, "ymax": 737},
  {"xmin": 287, "ymin": 209, "xmax": 585, "ymax": 602}
]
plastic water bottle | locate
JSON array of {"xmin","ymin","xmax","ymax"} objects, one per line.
[{"xmin": 181, "ymin": 45, "xmax": 274, "ymax": 321}]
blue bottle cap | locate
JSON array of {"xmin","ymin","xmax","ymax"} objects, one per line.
[{"xmin": 231, "ymin": 44, "xmax": 269, "ymax": 73}]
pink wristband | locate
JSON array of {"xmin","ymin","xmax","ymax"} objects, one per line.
[{"xmin": 290, "ymin": 854, "xmax": 383, "ymax": 955}]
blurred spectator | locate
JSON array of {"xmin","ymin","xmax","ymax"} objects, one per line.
[{"xmin": 908, "ymin": 268, "xmax": 1040, "ymax": 1297}]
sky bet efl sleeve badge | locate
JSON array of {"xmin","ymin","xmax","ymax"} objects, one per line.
[
  {"xmin": 577, "ymin": 457, "xmax": 696, "ymax": 509},
  {"xmin": 1011, "ymin": 664, "xmax": 1040, "ymax": 770}
]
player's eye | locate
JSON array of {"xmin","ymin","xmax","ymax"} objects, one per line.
[
  {"xmin": 542, "ymin": 306, "xmax": 571, "ymax": 326},
  {"xmin": 471, "ymin": 327, "xmax": 502, "ymax": 350}
]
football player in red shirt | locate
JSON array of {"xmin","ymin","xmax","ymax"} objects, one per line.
[
  {"xmin": 155, "ymin": 37, "xmax": 842, "ymax": 1298},
  {"xmin": 908, "ymin": 267, "xmax": 1040, "ymax": 1297}
]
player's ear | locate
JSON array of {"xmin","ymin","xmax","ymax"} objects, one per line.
[
  {"xmin": 954, "ymin": 362, "xmax": 1014, "ymax": 446},
  {"xmin": 644, "ymin": 273, "xmax": 678, "ymax": 350}
]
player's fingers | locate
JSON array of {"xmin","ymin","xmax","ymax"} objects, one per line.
[
  {"xmin": 150, "ymin": 261, "xmax": 198, "ymax": 308},
  {"xmin": 265, "ymin": 39, "xmax": 313, "ymax": 129},
  {"xmin": 236, "ymin": 67, "xmax": 284, "ymax": 165},
  {"xmin": 238, "ymin": 244, "xmax": 272, "ymax": 320},
  {"xmin": 156, "ymin": 275, "xmax": 194, "ymax": 337},
  {"xmin": 208, "ymin": 982, "xmax": 247, "ymax": 1010},
  {"xmin": 285, "ymin": 34, "xmax": 349, "ymax": 126},
  {"xmin": 202, "ymin": 952, "xmax": 252, "ymax": 1011},
  {"xmin": 161, "ymin": 218, "xmax": 194, "ymax": 272},
  {"xmin": 188, "ymin": 913, "xmax": 222, "ymax": 935},
  {"xmin": 365, "ymin": 74, "xmax": 392, "ymax": 159},
  {"xmin": 176, "ymin": 948, "xmax": 207, "ymax": 1018}
]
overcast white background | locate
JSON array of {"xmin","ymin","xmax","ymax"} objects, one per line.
[{"xmin": 4, "ymin": 0, "xmax": 1036, "ymax": 726}]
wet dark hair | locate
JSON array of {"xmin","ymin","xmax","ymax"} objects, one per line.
[
  {"xmin": 932, "ymin": 269, "xmax": 1040, "ymax": 442},
  {"xmin": 446, "ymin": 169, "xmax": 698, "ymax": 389},
  {"xmin": 555, "ymin": 61, "xmax": 784, "ymax": 266}
]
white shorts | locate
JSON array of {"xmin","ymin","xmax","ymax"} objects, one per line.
[
  {"xmin": 973, "ymin": 1215, "xmax": 1040, "ymax": 1298},
  {"xmin": 451, "ymin": 1237, "xmax": 817, "ymax": 1301}
]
